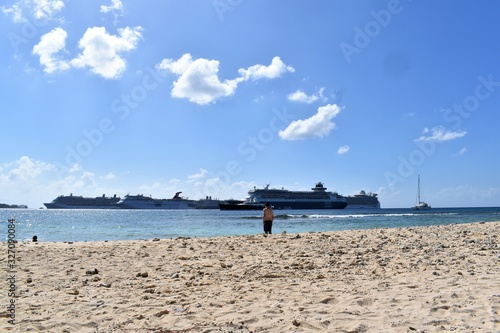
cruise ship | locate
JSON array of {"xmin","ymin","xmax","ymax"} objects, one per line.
[
  {"xmin": 342, "ymin": 190, "xmax": 380, "ymax": 209},
  {"xmin": 116, "ymin": 192, "xmax": 196, "ymax": 209},
  {"xmin": 219, "ymin": 182, "xmax": 348, "ymax": 210},
  {"xmin": 44, "ymin": 194, "xmax": 120, "ymax": 209}
]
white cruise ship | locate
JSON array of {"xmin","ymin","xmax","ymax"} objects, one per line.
[
  {"xmin": 116, "ymin": 192, "xmax": 196, "ymax": 209},
  {"xmin": 44, "ymin": 194, "xmax": 120, "ymax": 209}
]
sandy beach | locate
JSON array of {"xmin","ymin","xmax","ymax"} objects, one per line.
[{"xmin": 2, "ymin": 221, "xmax": 499, "ymax": 332}]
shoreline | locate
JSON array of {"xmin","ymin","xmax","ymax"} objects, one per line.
[{"xmin": 2, "ymin": 221, "xmax": 499, "ymax": 332}]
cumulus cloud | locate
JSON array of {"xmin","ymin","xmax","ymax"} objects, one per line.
[
  {"xmin": 32, "ymin": 26, "xmax": 142, "ymax": 78},
  {"xmin": 287, "ymin": 90, "xmax": 318, "ymax": 104},
  {"xmin": 157, "ymin": 54, "xmax": 238, "ymax": 105},
  {"xmin": 32, "ymin": 0, "xmax": 64, "ymax": 19},
  {"xmin": 4, "ymin": 156, "xmax": 53, "ymax": 182},
  {"xmin": 279, "ymin": 104, "xmax": 342, "ymax": 140},
  {"xmin": 2, "ymin": 0, "xmax": 64, "ymax": 22},
  {"xmin": 287, "ymin": 88, "xmax": 325, "ymax": 104},
  {"xmin": 188, "ymin": 168, "xmax": 208, "ymax": 180},
  {"xmin": 337, "ymin": 145, "xmax": 350, "ymax": 154},
  {"xmin": 237, "ymin": 56, "xmax": 295, "ymax": 81},
  {"xmin": 32, "ymin": 27, "xmax": 70, "ymax": 74},
  {"xmin": 157, "ymin": 54, "xmax": 294, "ymax": 105},
  {"xmin": 70, "ymin": 26, "xmax": 142, "ymax": 79},
  {"xmin": 414, "ymin": 126, "xmax": 467, "ymax": 142}
]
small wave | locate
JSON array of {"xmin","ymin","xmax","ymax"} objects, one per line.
[
  {"xmin": 240, "ymin": 212, "xmax": 460, "ymax": 220},
  {"xmin": 275, "ymin": 214, "xmax": 310, "ymax": 219},
  {"xmin": 242, "ymin": 214, "xmax": 307, "ymax": 220},
  {"xmin": 241, "ymin": 215, "xmax": 261, "ymax": 220}
]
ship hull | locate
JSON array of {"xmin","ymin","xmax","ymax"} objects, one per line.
[
  {"xmin": 117, "ymin": 200, "xmax": 196, "ymax": 209},
  {"xmin": 44, "ymin": 203, "xmax": 119, "ymax": 209}
]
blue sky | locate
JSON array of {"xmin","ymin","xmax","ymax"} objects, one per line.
[{"xmin": 1, "ymin": 0, "xmax": 499, "ymax": 208}]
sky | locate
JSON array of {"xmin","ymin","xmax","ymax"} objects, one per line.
[{"xmin": 1, "ymin": 0, "xmax": 499, "ymax": 209}]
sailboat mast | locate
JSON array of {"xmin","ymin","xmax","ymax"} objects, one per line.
[{"xmin": 417, "ymin": 174, "xmax": 421, "ymax": 204}]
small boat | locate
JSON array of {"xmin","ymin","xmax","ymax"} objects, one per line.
[
  {"xmin": 219, "ymin": 201, "xmax": 264, "ymax": 210},
  {"xmin": 411, "ymin": 175, "xmax": 431, "ymax": 210}
]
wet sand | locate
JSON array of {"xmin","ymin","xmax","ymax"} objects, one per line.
[{"xmin": 2, "ymin": 221, "xmax": 499, "ymax": 332}]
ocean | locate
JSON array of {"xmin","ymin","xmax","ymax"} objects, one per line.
[{"xmin": 2, "ymin": 207, "xmax": 500, "ymax": 243}]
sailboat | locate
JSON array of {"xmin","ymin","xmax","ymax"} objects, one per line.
[{"xmin": 411, "ymin": 174, "xmax": 431, "ymax": 210}]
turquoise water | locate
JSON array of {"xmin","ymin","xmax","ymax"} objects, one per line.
[{"xmin": 2, "ymin": 207, "xmax": 499, "ymax": 242}]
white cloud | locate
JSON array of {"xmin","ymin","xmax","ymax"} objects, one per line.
[
  {"xmin": 32, "ymin": 27, "xmax": 70, "ymax": 74},
  {"xmin": 2, "ymin": 0, "xmax": 64, "ymax": 22},
  {"xmin": 100, "ymin": 0, "xmax": 123, "ymax": 25},
  {"xmin": 157, "ymin": 54, "xmax": 238, "ymax": 105},
  {"xmin": 70, "ymin": 26, "xmax": 142, "ymax": 79},
  {"xmin": 287, "ymin": 87, "xmax": 326, "ymax": 104},
  {"xmin": 32, "ymin": 26, "xmax": 142, "ymax": 78},
  {"xmin": 279, "ymin": 104, "xmax": 342, "ymax": 140},
  {"xmin": 77, "ymin": 171, "xmax": 97, "ymax": 187},
  {"xmin": 33, "ymin": 0, "xmax": 64, "ymax": 19},
  {"xmin": 5, "ymin": 156, "xmax": 53, "ymax": 182},
  {"xmin": 287, "ymin": 90, "xmax": 318, "ymax": 104},
  {"xmin": 188, "ymin": 168, "xmax": 208, "ymax": 180},
  {"xmin": 69, "ymin": 164, "xmax": 81, "ymax": 173},
  {"xmin": 337, "ymin": 145, "xmax": 350, "ymax": 154},
  {"xmin": 414, "ymin": 126, "xmax": 467, "ymax": 142},
  {"xmin": 237, "ymin": 56, "xmax": 295, "ymax": 81},
  {"xmin": 157, "ymin": 54, "xmax": 294, "ymax": 105},
  {"xmin": 457, "ymin": 147, "xmax": 467, "ymax": 156},
  {"xmin": 100, "ymin": 0, "xmax": 123, "ymax": 13},
  {"xmin": 2, "ymin": 4, "xmax": 24, "ymax": 22},
  {"xmin": 102, "ymin": 172, "xmax": 116, "ymax": 180}
]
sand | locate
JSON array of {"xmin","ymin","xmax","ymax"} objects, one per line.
[{"xmin": 2, "ymin": 221, "xmax": 499, "ymax": 333}]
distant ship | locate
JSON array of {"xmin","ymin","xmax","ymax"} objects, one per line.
[
  {"xmin": 0, "ymin": 203, "xmax": 28, "ymax": 209},
  {"xmin": 342, "ymin": 190, "xmax": 380, "ymax": 209},
  {"xmin": 411, "ymin": 174, "xmax": 431, "ymax": 210},
  {"xmin": 116, "ymin": 192, "xmax": 196, "ymax": 209},
  {"xmin": 44, "ymin": 194, "xmax": 121, "ymax": 209},
  {"xmin": 194, "ymin": 196, "xmax": 223, "ymax": 209},
  {"xmin": 219, "ymin": 182, "xmax": 348, "ymax": 210}
]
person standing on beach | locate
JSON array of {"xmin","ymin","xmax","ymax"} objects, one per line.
[{"xmin": 263, "ymin": 202, "xmax": 274, "ymax": 235}]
